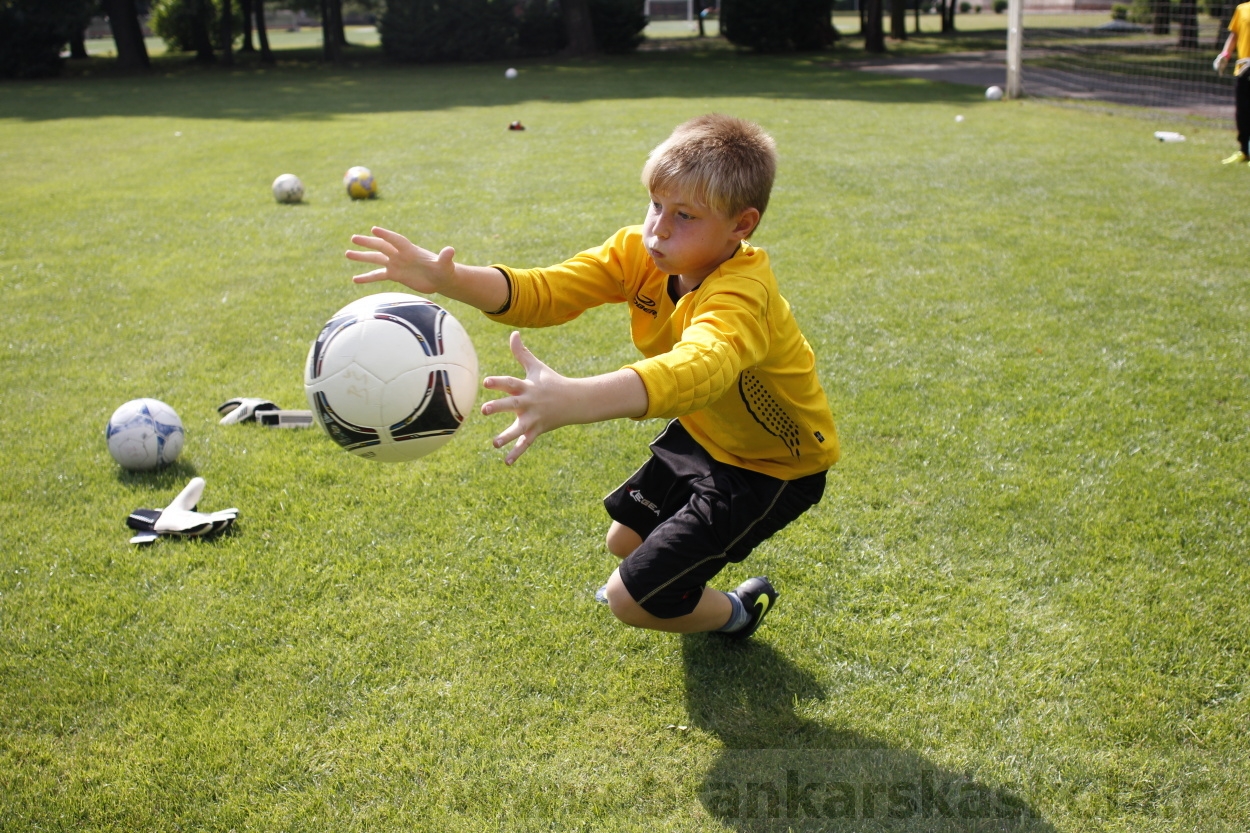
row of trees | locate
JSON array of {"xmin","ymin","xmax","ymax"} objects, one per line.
[
  {"xmin": 379, "ymin": 0, "xmax": 646, "ymax": 63},
  {"xmin": 0, "ymin": 0, "xmax": 647, "ymax": 77},
  {"xmin": 1126, "ymin": 0, "xmax": 1234, "ymax": 49},
  {"xmin": 5, "ymin": 0, "xmax": 927, "ymax": 79},
  {"xmin": 1, "ymin": 0, "xmax": 320, "ymax": 76}
]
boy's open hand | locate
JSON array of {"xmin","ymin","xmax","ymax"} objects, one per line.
[
  {"xmin": 346, "ymin": 226, "xmax": 456, "ymax": 294},
  {"xmin": 481, "ymin": 332, "xmax": 650, "ymax": 467},
  {"xmin": 481, "ymin": 332, "xmax": 571, "ymax": 466}
]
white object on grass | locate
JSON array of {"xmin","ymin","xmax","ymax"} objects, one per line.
[
  {"xmin": 126, "ymin": 477, "xmax": 238, "ymax": 544},
  {"xmin": 257, "ymin": 410, "xmax": 315, "ymax": 428},
  {"xmin": 272, "ymin": 173, "xmax": 304, "ymax": 203},
  {"xmin": 218, "ymin": 397, "xmax": 280, "ymax": 425},
  {"xmin": 106, "ymin": 398, "xmax": 184, "ymax": 470},
  {"xmin": 1153, "ymin": 131, "xmax": 1186, "ymax": 142},
  {"xmin": 986, "ymin": 85, "xmax": 1004, "ymax": 101}
]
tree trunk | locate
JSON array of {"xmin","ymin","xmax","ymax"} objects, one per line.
[
  {"xmin": 69, "ymin": 29, "xmax": 89, "ymax": 59},
  {"xmin": 891, "ymin": 0, "xmax": 907, "ymax": 39},
  {"xmin": 914, "ymin": 0, "xmax": 921, "ymax": 35},
  {"xmin": 863, "ymin": 0, "xmax": 886, "ymax": 52},
  {"xmin": 1151, "ymin": 0, "xmax": 1169, "ymax": 34},
  {"xmin": 102, "ymin": 0, "xmax": 151, "ymax": 70},
  {"xmin": 561, "ymin": 0, "xmax": 597, "ymax": 56},
  {"xmin": 255, "ymin": 0, "xmax": 274, "ymax": 63},
  {"xmin": 219, "ymin": 0, "xmax": 234, "ymax": 64},
  {"xmin": 942, "ymin": 0, "xmax": 956, "ymax": 32},
  {"xmin": 193, "ymin": 0, "xmax": 216, "ymax": 62},
  {"xmin": 240, "ymin": 0, "xmax": 255, "ymax": 52},
  {"xmin": 321, "ymin": 0, "xmax": 342, "ymax": 62},
  {"xmin": 1177, "ymin": 0, "xmax": 1198, "ymax": 48}
]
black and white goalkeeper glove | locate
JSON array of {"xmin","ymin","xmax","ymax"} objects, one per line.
[
  {"xmin": 126, "ymin": 477, "xmax": 239, "ymax": 544},
  {"xmin": 217, "ymin": 397, "xmax": 280, "ymax": 425}
]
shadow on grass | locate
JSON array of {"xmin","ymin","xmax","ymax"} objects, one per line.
[
  {"xmin": 114, "ymin": 458, "xmax": 200, "ymax": 489},
  {"xmin": 1, "ymin": 47, "xmax": 985, "ymax": 123},
  {"xmin": 682, "ymin": 635, "xmax": 1054, "ymax": 832}
]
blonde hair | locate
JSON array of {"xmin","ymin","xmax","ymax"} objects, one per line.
[{"xmin": 641, "ymin": 114, "xmax": 777, "ymax": 234}]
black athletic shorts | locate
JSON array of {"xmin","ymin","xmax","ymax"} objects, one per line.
[{"xmin": 603, "ymin": 420, "xmax": 827, "ymax": 619}]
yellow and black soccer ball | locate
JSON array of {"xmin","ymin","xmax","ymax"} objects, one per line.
[{"xmin": 343, "ymin": 166, "xmax": 378, "ymax": 200}]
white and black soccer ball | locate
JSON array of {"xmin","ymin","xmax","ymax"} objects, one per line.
[
  {"xmin": 304, "ymin": 293, "xmax": 479, "ymax": 463},
  {"xmin": 272, "ymin": 173, "xmax": 304, "ymax": 203},
  {"xmin": 106, "ymin": 398, "xmax": 185, "ymax": 470}
]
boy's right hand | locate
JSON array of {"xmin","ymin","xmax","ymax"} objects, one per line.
[{"xmin": 346, "ymin": 226, "xmax": 457, "ymax": 294}]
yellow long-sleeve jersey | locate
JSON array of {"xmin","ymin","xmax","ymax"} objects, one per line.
[
  {"xmin": 1232, "ymin": 2, "xmax": 1250, "ymax": 65},
  {"xmin": 487, "ymin": 226, "xmax": 839, "ymax": 480}
]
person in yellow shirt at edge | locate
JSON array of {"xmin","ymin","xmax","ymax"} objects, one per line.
[
  {"xmin": 1216, "ymin": 1, "xmax": 1250, "ymax": 165},
  {"xmin": 346, "ymin": 114, "xmax": 840, "ymax": 640}
]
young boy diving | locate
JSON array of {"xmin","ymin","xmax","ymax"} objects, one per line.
[{"xmin": 346, "ymin": 113, "xmax": 839, "ymax": 639}]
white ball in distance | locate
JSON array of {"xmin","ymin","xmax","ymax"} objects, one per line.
[
  {"xmin": 986, "ymin": 85, "xmax": 1004, "ymax": 101},
  {"xmin": 505, "ymin": 67, "xmax": 518, "ymax": 79}
]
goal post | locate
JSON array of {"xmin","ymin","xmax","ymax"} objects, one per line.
[{"xmin": 1006, "ymin": 0, "xmax": 1024, "ymax": 98}]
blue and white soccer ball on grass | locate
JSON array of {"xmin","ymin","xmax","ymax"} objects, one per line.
[
  {"xmin": 106, "ymin": 398, "xmax": 185, "ymax": 470},
  {"xmin": 304, "ymin": 293, "xmax": 479, "ymax": 462}
]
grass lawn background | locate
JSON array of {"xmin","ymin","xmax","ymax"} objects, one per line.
[{"xmin": 1, "ymin": 43, "xmax": 1247, "ymax": 832}]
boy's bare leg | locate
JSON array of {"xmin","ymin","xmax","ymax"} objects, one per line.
[
  {"xmin": 602, "ymin": 568, "xmax": 733, "ymax": 633},
  {"xmin": 606, "ymin": 521, "xmax": 642, "ymax": 558}
]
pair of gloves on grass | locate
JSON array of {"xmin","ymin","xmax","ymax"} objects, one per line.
[{"xmin": 126, "ymin": 477, "xmax": 238, "ymax": 544}]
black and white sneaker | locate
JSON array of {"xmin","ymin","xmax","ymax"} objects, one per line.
[{"xmin": 725, "ymin": 576, "xmax": 778, "ymax": 640}]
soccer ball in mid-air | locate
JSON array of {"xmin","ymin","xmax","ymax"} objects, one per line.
[
  {"xmin": 304, "ymin": 293, "xmax": 479, "ymax": 462},
  {"xmin": 272, "ymin": 173, "xmax": 304, "ymax": 203},
  {"xmin": 106, "ymin": 398, "xmax": 185, "ymax": 470},
  {"xmin": 343, "ymin": 166, "xmax": 378, "ymax": 200},
  {"xmin": 986, "ymin": 85, "xmax": 1004, "ymax": 101}
]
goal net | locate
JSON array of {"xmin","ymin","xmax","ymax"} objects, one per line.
[{"xmin": 1021, "ymin": 16, "xmax": 1235, "ymax": 119}]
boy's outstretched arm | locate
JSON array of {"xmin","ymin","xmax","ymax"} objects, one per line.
[
  {"xmin": 483, "ymin": 331, "xmax": 648, "ymax": 466},
  {"xmin": 346, "ymin": 226, "xmax": 509, "ymax": 313}
]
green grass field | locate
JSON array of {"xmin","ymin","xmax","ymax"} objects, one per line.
[{"xmin": 2, "ymin": 45, "xmax": 1248, "ymax": 832}]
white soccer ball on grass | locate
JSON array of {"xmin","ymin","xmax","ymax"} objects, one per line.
[
  {"xmin": 272, "ymin": 173, "xmax": 304, "ymax": 203},
  {"xmin": 986, "ymin": 85, "xmax": 1004, "ymax": 101},
  {"xmin": 106, "ymin": 398, "xmax": 185, "ymax": 470}
]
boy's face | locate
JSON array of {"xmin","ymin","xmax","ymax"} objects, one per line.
[{"xmin": 642, "ymin": 188, "xmax": 759, "ymax": 285}]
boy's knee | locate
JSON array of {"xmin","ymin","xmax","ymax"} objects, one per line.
[
  {"xmin": 604, "ymin": 574, "xmax": 650, "ymax": 627},
  {"xmin": 605, "ymin": 522, "xmax": 642, "ymax": 559}
]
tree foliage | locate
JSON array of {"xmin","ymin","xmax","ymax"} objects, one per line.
[
  {"xmin": 588, "ymin": 0, "xmax": 647, "ymax": 54},
  {"xmin": 0, "ymin": 0, "xmax": 93, "ymax": 78},
  {"xmin": 150, "ymin": 0, "xmax": 245, "ymax": 53},
  {"xmin": 721, "ymin": 0, "xmax": 837, "ymax": 52},
  {"xmin": 380, "ymin": 0, "xmax": 516, "ymax": 63},
  {"xmin": 380, "ymin": 0, "xmax": 646, "ymax": 62}
]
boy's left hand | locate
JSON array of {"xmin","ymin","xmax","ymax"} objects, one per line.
[
  {"xmin": 481, "ymin": 332, "xmax": 570, "ymax": 466},
  {"xmin": 481, "ymin": 332, "xmax": 649, "ymax": 466}
]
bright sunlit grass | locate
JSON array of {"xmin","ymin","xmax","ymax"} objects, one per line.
[{"xmin": 1, "ymin": 47, "xmax": 1247, "ymax": 832}]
